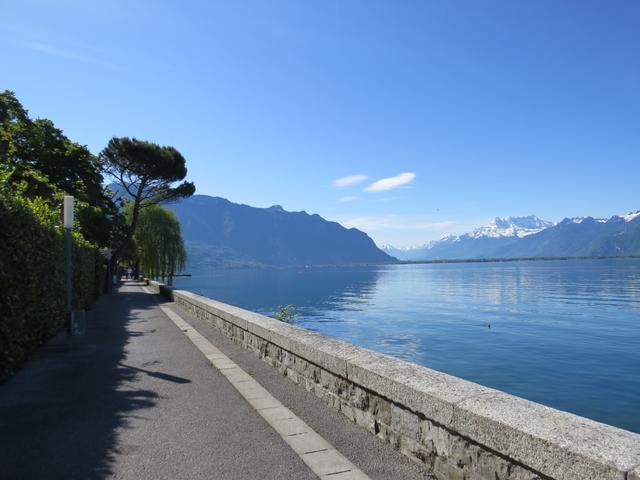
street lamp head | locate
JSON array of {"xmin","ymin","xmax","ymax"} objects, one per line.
[
  {"xmin": 100, "ymin": 247, "xmax": 113, "ymax": 260},
  {"xmin": 63, "ymin": 196, "xmax": 74, "ymax": 229}
]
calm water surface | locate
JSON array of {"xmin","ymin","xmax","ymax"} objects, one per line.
[{"xmin": 173, "ymin": 259, "xmax": 640, "ymax": 433}]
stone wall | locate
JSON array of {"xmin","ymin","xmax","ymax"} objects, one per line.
[{"xmin": 149, "ymin": 281, "xmax": 640, "ymax": 480}]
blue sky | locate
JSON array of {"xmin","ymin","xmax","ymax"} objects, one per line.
[{"xmin": 3, "ymin": 1, "xmax": 639, "ymax": 246}]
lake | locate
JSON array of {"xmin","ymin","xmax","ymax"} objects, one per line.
[{"xmin": 173, "ymin": 259, "xmax": 640, "ymax": 433}]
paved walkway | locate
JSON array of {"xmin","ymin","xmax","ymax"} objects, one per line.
[{"xmin": 0, "ymin": 282, "xmax": 428, "ymax": 480}]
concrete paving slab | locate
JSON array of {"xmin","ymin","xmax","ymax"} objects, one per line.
[
  {"xmin": 272, "ymin": 417, "xmax": 310, "ymax": 436},
  {"xmin": 249, "ymin": 396, "xmax": 284, "ymax": 410},
  {"xmin": 323, "ymin": 469, "xmax": 372, "ymax": 480},
  {"xmin": 261, "ymin": 405, "xmax": 297, "ymax": 422},
  {"xmin": 302, "ymin": 449, "xmax": 356, "ymax": 476},
  {"xmin": 284, "ymin": 431, "xmax": 334, "ymax": 455}
]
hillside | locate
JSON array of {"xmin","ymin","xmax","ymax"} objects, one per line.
[{"xmin": 164, "ymin": 195, "xmax": 396, "ymax": 267}]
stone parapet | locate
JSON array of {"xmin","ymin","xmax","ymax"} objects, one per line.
[{"xmin": 149, "ymin": 282, "xmax": 640, "ymax": 480}]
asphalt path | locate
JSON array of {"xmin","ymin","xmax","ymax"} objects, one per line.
[{"xmin": 0, "ymin": 281, "xmax": 429, "ymax": 480}]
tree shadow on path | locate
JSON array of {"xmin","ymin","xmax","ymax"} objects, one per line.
[
  {"xmin": 118, "ymin": 362, "xmax": 191, "ymax": 384},
  {"xmin": 0, "ymin": 284, "xmax": 163, "ymax": 479}
]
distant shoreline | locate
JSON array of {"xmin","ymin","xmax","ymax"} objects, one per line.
[
  {"xmin": 178, "ymin": 255, "xmax": 640, "ymax": 273},
  {"xmin": 397, "ymin": 255, "xmax": 640, "ymax": 265}
]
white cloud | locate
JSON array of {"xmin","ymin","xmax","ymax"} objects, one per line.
[
  {"xmin": 342, "ymin": 215, "xmax": 456, "ymax": 231},
  {"xmin": 332, "ymin": 174, "xmax": 368, "ymax": 188},
  {"xmin": 364, "ymin": 172, "xmax": 416, "ymax": 192},
  {"xmin": 24, "ymin": 41, "xmax": 121, "ymax": 70},
  {"xmin": 26, "ymin": 42, "xmax": 89, "ymax": 61},
  {"xmin": 338, "ymin": 196, "xmax": 357, "ymax": 203}
]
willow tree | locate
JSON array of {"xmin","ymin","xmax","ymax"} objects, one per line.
[{"xmin": 131, "ymin": 204, "xmax": 186, "ymax": 285}]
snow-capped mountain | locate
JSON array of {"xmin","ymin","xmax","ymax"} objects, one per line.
[
  {"xmin": 381, "ymin": 216, "xmax": 553, "ymax": 260},
  {"xmin": 622, "ymin": 211, "xmax": 640, "ymax": 223},
  {"xmin": 379, "ymin": 242, "xmax": 434, "ymax": 258},
  {"xmin": 502, "ymin": 211, "xmax": 640, "ymax": 258},
  {"xmin": 467, "ymin": 216, "xmax": 555, "ymax": 239},
  {"xmin": 381, "ymin": 212, "xmax": 640, "ymax": 261}
]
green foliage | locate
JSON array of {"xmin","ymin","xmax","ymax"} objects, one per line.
[
  {"xmin": 273, "ymin": 304, "xmax": 298, "ymax": 323},
  {"xmin": 0, "ymin": 90, "xmax": 121, "ymax": 247},
  {"xmin": 0, "ymin": 91, "xmax": 196, "ymax": 378},
  {"xmin": 100, "ymin": 137, "xmax": 195, "ymax": 205},
  {"xmin": 0, "ymin": 180, "xmax": 104, "ymax": 380},
  {"xmin": 100, "ymin": 137, "xmax": 195, "ymax": 266},
  {"xmin": 130, "ymin": 204, "xmax": 186, "ymax": 283}
]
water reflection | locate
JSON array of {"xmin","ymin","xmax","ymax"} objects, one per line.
[
  {"xmin": 180, "ymin": 266, "xmax": 381, "ymax": 318},
  {"xmin": 174, "ymin": 259, "xmax": 640, "ymax": 433}
]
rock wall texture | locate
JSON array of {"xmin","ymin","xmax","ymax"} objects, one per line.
[{"xmin": 148, "ymin": 282, "xmax": 640, "ymax": 480}]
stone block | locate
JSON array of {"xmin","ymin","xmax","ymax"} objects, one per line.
[
  {"xmin": 300, "ymin": 448, "xmax": 354, "ymax": 476},
  {"xmin": 628, "ymin": 464, "xmax": 640, "ymax": 480},
  {"xmin": 433, "ymin": 457, "xmax": 464, "ymax": 480},
  {"xmin": 346, "ymin": 348, "xmax": 488, "ymax": 428},
  {"xmin": 390, "ymin": 404, "xmax": 419, "ymax": 440},
  {"xmin": 453, "ymin": 391, "xmax": 640, "ymax": 480}
]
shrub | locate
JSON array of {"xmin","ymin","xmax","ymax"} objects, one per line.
[
  {"xmin": 273, "ymin": 304, "xmax": 298, "ymax": 323},
  {"xmin": 0, "ymin": 186, "xmax": 103, "ymax": 379}
]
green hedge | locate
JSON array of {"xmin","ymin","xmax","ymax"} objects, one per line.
[{"xmin": 0, "ymin": 190, "xmax": 104, "ymax": 379}]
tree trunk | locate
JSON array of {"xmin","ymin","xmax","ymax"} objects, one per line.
[
  {"xmin": 108, "ymin": 185, "xmax": 146, "ymax": 288},
  {"xmin": 134, "ymin": 257, "xmax": 140, "ymax": 280},
  {"xmin": 106, "ymin": 256, "xmax": 117, "ymax": 293}
]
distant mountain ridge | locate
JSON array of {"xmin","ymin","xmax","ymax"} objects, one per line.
[
  {"xmin": 109, "ymin": 181, "xmax": 639, "ymax": 263},
  {"xmin": 164, "ymin": 195, "xmax": 396, "ymax": 267},
  {"xmin": 382, "ymin": 213, "xmax": 640, "ymax": 261},
  {"xmin": 467, "ymin": 215, "xmax": 555, "ymax": 239}
]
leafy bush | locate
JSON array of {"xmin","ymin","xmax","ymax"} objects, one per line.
[
  {"xmin": 273, "ymin": 304, "xmax": 298, "ymax": 323},
  {"xmin": 0, "ymin": 182, "xmax": 104, "ymax": 379}
]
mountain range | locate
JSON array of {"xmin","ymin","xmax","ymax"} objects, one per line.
[
  {"xmin": 164, "ymin": 195, "xmax": 395, "ymax": 267},
  {"xmin": 382, "ymin": 213, "xmax": 640, "ymax": 261},
  {"xmin": 110, "ymin": 183, "xmax": 639, "ymax": 265}
]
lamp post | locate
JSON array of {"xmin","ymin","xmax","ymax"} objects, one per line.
[
  {"xmin": 63, "ymin": 196, "xmax": 74, "ymax": 332},
  {"xmin": 101, "ymin": 247, "xmax": 112, "ymax": 293}
]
